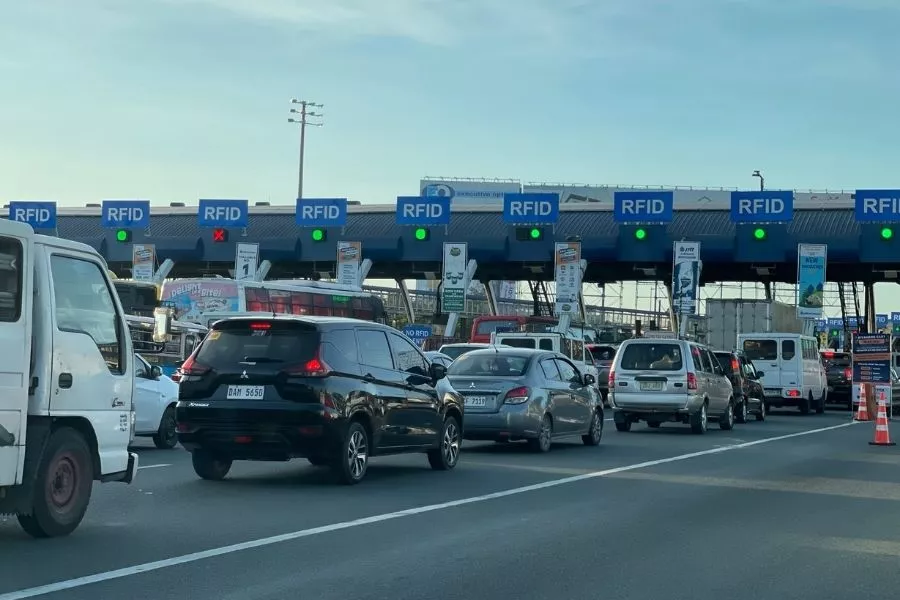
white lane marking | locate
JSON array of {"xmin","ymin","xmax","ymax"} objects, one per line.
[
  {"xmin": 0, "ymin": 421, "xmax": 854, "ymax": 600},
  {"xmin": 137, "ymin": 464, "xmax": 171, "ymax": 470}
]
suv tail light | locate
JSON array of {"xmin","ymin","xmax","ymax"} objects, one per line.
[
  {"xmin": 503, "ymin": 386, "xmax": 530, "ymax": 404},
  {"xmin": 844, "ymin": 368, "xmax": 852, "ymax": 379},
  {"xmin": 731, "ymin": 357, "xmax": 740, "ymax": 374},
  {"xmin": 608, "ymin": 369, "xmax": 615, "ymax": 387},
  {"xmin": 687, "ymin": 372, "xmax": 698, "ymax": 390},
  {"xmin": 284, "ymin": 353, "xmax": 332, "ymax": 377},
  {"xmin": 179, "ymin": 355, "xmax": 210, "ymax": 378}
]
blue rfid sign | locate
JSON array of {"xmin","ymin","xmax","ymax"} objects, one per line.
[
  {"xmin": 296, "ymin": 198, "xmax": 347, "ymax": 227},
  {"xmin": 101, "ymin": 200, "xmax": 150, "ymax": 228},
  {"xmin": 198, "ymin": 199, "xmax": 248, "ymax": 228},
  {"xmin": 502, "ymin": 193, "xmax": 559, "ymax": 224},
  {"xmin": 8, "ymin": 202, "xmax": 57, "ymax": 229},
  {"xmin": 402, "ymin": 324, "xmax": 432, "ymax": 347},
  {"xmin": 613, "ymin": 191, "xmax": 674, "ymax": 223},
  {"xmin": 730, "ymin": 191, "xmax": 794, "ymax": 223},
  {"xmin": 854, "ymin": 189, "xmax": 900, "ymax": 222},
  {"xmin": 395, "ymin": 196, "xmax": 450, "ymax": 225}
]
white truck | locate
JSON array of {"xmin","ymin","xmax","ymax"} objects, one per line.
[
  {"xmin": 0, "ymin": 220, "xmax": 139, "ymax": 537},
  {"xmin": 705, "ymin": 299, "xmax": 805, "ymax": 352}
]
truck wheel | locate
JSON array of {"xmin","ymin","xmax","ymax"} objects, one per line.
[
  {"xmin": 152, "ymin": 406, "xmax": 178, "ymax": 449},
  {"xmin": 191, "ymin": 449, "xmax": 232, "ymax": 481},
  {"xmin": 17, "ymin": 427, "xmax": 94, "ymax": 538}
]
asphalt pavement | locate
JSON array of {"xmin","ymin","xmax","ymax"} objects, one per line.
[{"xmin": 4, "ymin": 409, "xmax": 900, "ymax": 600}]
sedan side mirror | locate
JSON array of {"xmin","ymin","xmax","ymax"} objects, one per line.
[
  {"xmin": 429, "ymin": 362, "xmax": 447, "ymax": 381},
  {"xmin": 150, "ymin": 366, "xmax": 162, "ymax": 379},
  {"xmin": 755, "ymin": 370, "xmax": 765, "ymax": 378},
  {"xmin": 583, "ymin": 373, "xmax": 596, "ymax": 386}
]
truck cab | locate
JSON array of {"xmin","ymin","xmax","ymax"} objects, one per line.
[{"xmin": 0, "ymin": 220, "xmax": 138, "ymax": 537}]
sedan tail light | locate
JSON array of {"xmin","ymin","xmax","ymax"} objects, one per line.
[{"xmin": 503, "ymin": 386, "xmax": 530, "ymax": 405}]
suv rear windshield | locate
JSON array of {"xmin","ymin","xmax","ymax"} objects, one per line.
[
  {"xmin": 588, "ymin": 345, "xmax": 616, "ymax": 362},
  {"xmin": 448, "ymin": 353, "xmax": 530, "ymax": 377},
  {"xmin": 195, "ymin": 320, "xmax": 319, "ymax": 369},
  {"xmin": 441, "ymin": 345, "xmax": 483, "ymax": 360},
  {"xmin": 713, "ymin": 352, "xmax": 736, "ymax": 373},
  {"xmin": 822, "ymin": 352, "xmax": 851, "ymax": 367},
  {"xmin": 619, "ymin": 343, "xmax": 683, "ymax": 371}
]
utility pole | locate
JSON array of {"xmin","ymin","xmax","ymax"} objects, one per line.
[{"xmin": 288, "ymin": 98, "xmax": 324, "ymax": 200}]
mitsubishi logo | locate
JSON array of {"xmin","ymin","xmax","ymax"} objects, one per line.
[
  {"xmin": 240, "ymin": 370, "xmax": 249, "ymax": 380},
  {"xmin": 469, "ymin": 382, "xmax": 476, "ymax": 389}
]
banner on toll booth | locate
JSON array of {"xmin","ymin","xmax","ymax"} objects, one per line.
[
  {"xmin": 671, "ymin": 242, "xmax": 700, "ymax": 315},
  {"xmin": 796, "ymin": 244, "xmax": 826, "ymax": 319},
  {"xmin": 554, "ymin": 242, "xmax": 582, "ymax": 316},
  {"xmin": 336, "ymin": 241, "xmax": 361, "ymax": 287},
  {"xmin": 441, "ymin": 242, "xmax": 467, "ymax": 313},
  {"xmin": 131, "ymin": 244, "xmax": 155, "ymax": 282},
  {"xmin": 852, "ymin": 333, "xmax": 891, "ymax": 385},
  {"xmin": 235, "ymin": 243, "xmax": 259, "ymax": 281}
]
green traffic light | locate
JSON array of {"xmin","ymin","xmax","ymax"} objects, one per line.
[
  {"xmin": 414, "ymin": 227, "xmax": 428, "ymax": 241},
  {"xmin": 311, "ymin": 228, "xmax": 324, "ymax": 242},
  {"xmin": 881, "ymin": 227, "xmax": 894, "ymax": 240},
  {"xmin": 116, "ymin": 229, "xmax": 129, "ymax": 242},
  {"xmin": 753, "ymin": 227, "xmax": 767, "ymax": 240},
  {"xmin": 634, "ymin": 228, "xmax": 647, "ymax": 241},
  {"xmin": 529, "ymin": 228, "xmax": 541, "ymax": 240}
]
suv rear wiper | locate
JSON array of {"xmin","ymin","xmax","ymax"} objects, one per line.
[{"xmin": 240, "ymin": 357, "xmax": 284, "ymax": 364}]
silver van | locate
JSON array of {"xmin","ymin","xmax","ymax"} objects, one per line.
[{"xmin": 609, "ymin": 338, "xmax": 735, "ymax": 434}]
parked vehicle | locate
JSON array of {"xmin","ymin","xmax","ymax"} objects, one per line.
[
  {"xmin": 176, "ymin": 316, "xmax": 464, "ymax": 484},
  {"xmin": 447, "ymin": 348, "xmax": 603, "ymax": 452},
  {"xmin": 133, "ymin": 353, "xmax": 180, "ymax": 449},
  {"xmin": 587, "ymin": 343, "xmax": 617, "ymax": 404},
  {"xmin": 424, "ymin": 351, "xmax": 454, "ymax": 368},
  {"xmin": 739, "ymin": 333, "xmax": 827, "ymax": 414},
  {"xmin": 713, "ymin": 350, "xmax": 766, "ymax": 422},
  {"xmin": 609, "ymin": 338, "xmax": 735, "ymax": 434}
]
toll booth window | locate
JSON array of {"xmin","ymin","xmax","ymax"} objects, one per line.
[
  {"xmin": 782, "ymin": 340, "xmax": 795, "ymax": 360},
  {"xmin": 0, "ymin": 238, "xmax": 23, "ymax": 322},
  {"xmin": 742, "ymin": 339, "xmax": 777, "ymax": 361}
]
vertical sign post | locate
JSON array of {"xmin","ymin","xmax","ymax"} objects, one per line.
[
  {"xmin": 235, "ymin": 243, "xmax": 259, "ymax": 281},
  {"xmin": 672, "ymin": 242, "xmax": 701, "ymax": 337},
  {"xmin": 796, "ymin": 244, "xmax": 826, "ymax": 319},
  {"xmin": 336, "ymin": 241, "xmax": 361, "ymax": 287},
  {"xmin": 131, "ymin": 244, "xmax": 156, "ymax": 282},
  {"xmin": 554, "ymin": 242, "xmax": 581, "ymax": 317},
  {"xmin": 441, "ymin": 243, "xmax": 467, "ymax": 314},
  {"xmin": 852, "ymin": 332, "xmax": 891, "ymax": 418}
]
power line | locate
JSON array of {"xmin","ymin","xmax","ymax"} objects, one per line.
[{"xmin": 288, "ymin": 98, "xmax": 324, "ymax": 200}]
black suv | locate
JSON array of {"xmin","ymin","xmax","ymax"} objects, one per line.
[
  {"xmin": 821, "ymin": 350, "xmax": 853, "ymax": 407},
  {"xmin": 176, "ymin": 316, "xmax": 464, "ymax": 484},
  {"xmin": 713, "ymin": 350, "xmax": 766, "ymax": 422}
]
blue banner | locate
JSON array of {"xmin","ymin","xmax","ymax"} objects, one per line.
[
  {"xmin": 796, "ymin": 244, "xmax": 826, "ymax": 319},
  {"xmin": 854, "ymin": 189, "xmax": 900, "ymax": 222},
  {"xmin": 730, "ymin": 190, "xmax": 794, "ymax": 223},
  {"xmin": 876, "ymin": 313, "xmax": 889, "ymax": 329},
  {"xmin": 613, "ymin": 191, "xmax": 673, "ymax": 223},
  {"xmin": 296, "ymin": 198, "xmax": 347, "ymax": 227},
  {"xmin": 101, "ymin": 200, "xmax": 150, "ymax": 228},
  {"xmin": 851, "ymin": 333, "xmax": 891, "ymax": 384},
  {"xmin": 827, "ymin": 317, "xmax": 843, "ymax": 328},
  {"xmin": 395, "ymin": 196, "xmax": 450, "ymax": 225},
  {"xmin": 891, "ymin": 312, "xmax": 900, "ymax": 324},
  {"xmin": 8, "ymin": 201, "xmax": 57, "ymax": 229},
  {"xmin": 503, "ymin": 193, "xmax": 559, "ymax": 224},
  {"xmin": 402, "ymin": 324, "xmax": 433, "ymax": 347},
  {"xmin": 198, "ymin": 199, "xmax": 248, "ymax": 228}
]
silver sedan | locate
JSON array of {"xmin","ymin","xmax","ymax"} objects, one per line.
[{"xmin": 448, "ymin": 348, "xmax": 604, "ymax": 453}]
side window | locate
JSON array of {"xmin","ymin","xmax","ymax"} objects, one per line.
[
  {"xmin": 782, "ymin": 340, "xmax": 796, "ymax": 361},
  {"xmin": 51, "ymin": 255, "xmax": 124, "ymax": 375},
  {"xmin": 0, "ymin": 237, "xmax": 23, "ymax": 322},
  {"xmin": 571, "ymin": 339, "xmax": 585, "ymax": 362},
  {"xmin": 555, "ymin": 358, "xmax": 581, "ymax": 384},
  {"xmin": 388, "ymin": 333, "xmax": 429, "ymax": 375},
  {"xmin": 324, "ymin": 329, "xmax": 359, "ymax": 371},
  {"xmin": 690, "ymin": 345, "xmax": 704, "ymax": 371},
  {"xmin": 741, "ymin": 358, "xmax": 756, "ymax": 378},
  {"xmin": 705, "ymin": 349, "xmax": 721, "ymax": 374},
  {"xmin": 540, "ymin": 359, "xmax": 562, "ymax": 381},
  {"xmin": 134, "ymin": 354, "xmax": 148, "ymax": 378},
  {"xmin": 539, "ymin": 338, "xmax": 553, "ymax": 351},
  {"xmin": 356, "ymin": 329, "xmax": 394, "ymax": 370}
]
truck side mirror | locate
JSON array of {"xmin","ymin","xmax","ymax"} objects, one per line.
[{"xmin": 150, "ymin": 366, "xmax": 162, "ymax": 379}]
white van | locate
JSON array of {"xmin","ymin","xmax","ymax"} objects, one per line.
[
  {"xmin": 738, "ymin": 333, "xmax": 827, "ymax": 414},
  {"xmin": 0, "ymin": 219, "xmax": 139, "ymax": 537}
]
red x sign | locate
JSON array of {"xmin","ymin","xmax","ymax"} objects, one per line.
[{"xmin": 212, "ymin": 228, "xmax": 228, "ymax": 242}]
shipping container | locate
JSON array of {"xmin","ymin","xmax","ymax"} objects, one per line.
[{"xmin": 705, "ymin": 299, "xmax": 805, "ymax": 351}]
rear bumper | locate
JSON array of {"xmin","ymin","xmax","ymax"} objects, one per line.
[{"xmin": 463, "ymin": 407, "xmax": 543, "ymax": 441}]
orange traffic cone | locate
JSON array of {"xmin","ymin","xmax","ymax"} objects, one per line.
[
  {"xmin": 855, "ymin": 384, "xmax": 870, "ymax": 422},
  {"xmin": 869, "ymin": 392, "xmax": 895, "ymax": 446}
]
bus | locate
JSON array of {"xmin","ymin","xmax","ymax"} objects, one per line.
[
  {"xmin": 470, "ymin": 314, "xmax": 599, "ymax": 344},
  {"xmin": 126, "ymin": 315, "xmax": 208, "ymax": 377},
  {"xmin": 159, "ymin": 277, "xmax": 388, "ymax": 325}
]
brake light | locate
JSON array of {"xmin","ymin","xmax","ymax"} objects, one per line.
[
  {"xmin": 844, "ymin": 368, "xmax": 852, "ymax": 379},
  {"xmin": 171, "ymin": 369, "xmax": 182, "ymax": 383},
  {"xmin": 608, "ymin": 369, "xmax": 615, "ymax": 387},
  {"xmin": 731, "ymin": 357, "xmax": 740, "ymax": 373},
  {"xmin": 179, "ymin": 355, "xmax": 209, "ymax": 377},
  {"xmin": 285, "ymin": 354, "xmax": 331, "ymax": 377},
  {"xmin": 786, "ymin": 389, "xmax": 801, "ymax": 397},
  {"xmin": 250, "ymin": 322, "xmax": 271, "ymax": 330},
  {"xmin": 503, "ymin": 386, "xmax": 530, "ymax": 404},
  {"xmin": 823, "ymin": 351, "xmax": 834, "ymax": 359},
  {"xmin": 687, "ymin": 372, "xmax": 698, "ymax": 390}
]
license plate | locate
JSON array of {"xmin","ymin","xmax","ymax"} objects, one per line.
[
  {"xmin": 465, "ymin": 396, "xmax": 488, "ymax": 407},
  {"xmin": 226, "ymin": 385, "xmax": 265, "ymax": 400},
  {"xmin": 639, "ymin": 381, "xmax": 664, "ymax": 391}
]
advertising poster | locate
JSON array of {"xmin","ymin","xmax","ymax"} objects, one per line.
[
  {"xmin": 336, "ymin": 241, "xmax": 361, "ymax": 287},
  {"xmin": 161, "ymin": 280, "xmax": 240, "ymax": 321},
  {"xmin": 235, "ymin": 243, "xmax": 259, "ymax": 282},
  {"xmin": 131, "ymin": 244, "xmax": 155, "ymax": 282},
  {"xmin": 420, "ymin": 179, "xmax": 521, "ymax": 206},
  {"xmin": 796, "ymin": 244, "xmax": 826, "ymax": 319},
  {"xmin": 671, "ymin": 241, "xmax": 701, "ymax": 315},
  {"xmin": 441, "ymin": 242, "xmax": 467, "ymax": 313},
  {"xmin": 852, "ymin": 332, "xmax": 891, "ymax": 415},
  {"xmin": 554, "ymin": 242, "xmax": 582, "ymax": 316}
]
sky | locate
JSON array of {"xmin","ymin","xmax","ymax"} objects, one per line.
[{"xmin": 2, "ymin": 0, "xmax": 900, "ymax": 313}]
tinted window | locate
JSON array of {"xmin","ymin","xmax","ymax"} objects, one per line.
[
  {"xmin": 448, "ymin": 353, "xmax": 529, "ymax": 377},
  {"xmin": 742, "ymin": 339, "xmax": 777, "ymax": 361},
  {"xmin": 195, "ymin": 320, "xmax": 318, "ymax": 370},
  {"xmin": 618, "ymin": 343, "xmax": 683, "ymax": 371},
  {"xmin": 539, "ymin": 359, "xmax": 561, "ymax": 381},
  {"xmin": 714, "ymin": 352, "xmax": 734, "ymax": 373},
  {"xmin": 357, "ymin": 330, "xmax": 393, "ymax": 370},
  {"xmin": 589, "ymin": 346, "xmax": 616, "ymax": 362},
  {"xmin": 323, "ymin": 329, "xmax": 359, "ymax": 372},
  {"xmin": 555, "ymin": 359, "xmax": 581, "ymax": 384},
  {"xmin": 0, "ymin": 238, "xmax": 22, "ymax": 322},
  {"xmin": 539, "ymin": 338, "xmax": 553, "ymax": 350},
  {"xmin": 51, "ymin": 255, "xmax": 124, "ymax": 374},
  {"xmin": 113, "ymin": 282, "xmax": 158, "ymax": 317},
  {"xmin": 388, "ymin": 333, "xmax": 428, "ymax": 375},
  {"xmin": 782, "ymin": 340, "xmax": 796, "ymax": 360},
  {"xmin": 823, "ymin": 353, "xmax": 851, "ymax": 368}
]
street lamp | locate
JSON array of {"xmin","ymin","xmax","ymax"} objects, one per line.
[
  {"xmin": 751, "ymin": 170, "xmax": 765, "ymax": 191},
  {"xmin": 288, "ymin": 98, "xmax": 324, "ymax": 200}
]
